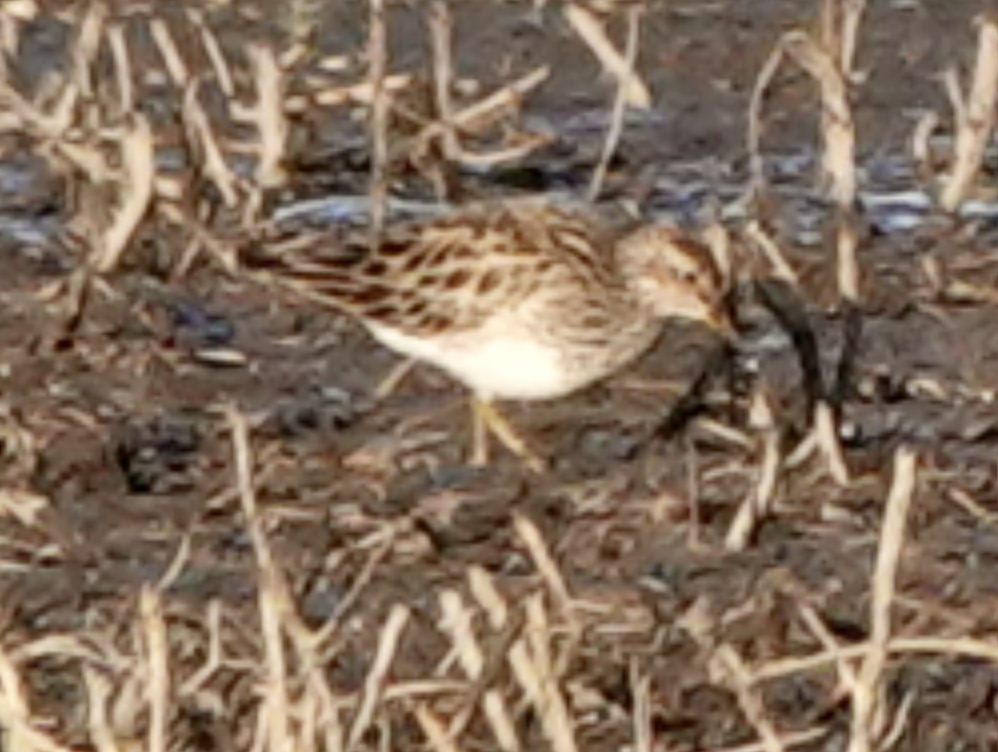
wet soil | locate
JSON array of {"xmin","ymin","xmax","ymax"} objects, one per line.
[{"xmin": 6, "ymin": 1, "xmax": 998, "ymax": 750}]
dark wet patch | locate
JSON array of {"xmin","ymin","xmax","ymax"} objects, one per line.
[{"xmin": 113, "ymin": 414, "xmax": 204, "ymax": 495}]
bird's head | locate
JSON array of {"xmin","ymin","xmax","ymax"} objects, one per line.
[{"xmin": 616, "ymin": 225, "xmax": 732, "ymax": 336}]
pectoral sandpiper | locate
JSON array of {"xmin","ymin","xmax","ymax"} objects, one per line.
[{"xmin": 243, "ymin": 199, "xmax": 730, "ymax": 470}]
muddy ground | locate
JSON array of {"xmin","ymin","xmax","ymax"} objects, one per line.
[{"xmin": 5, "ymin": 1, "xmax": 998, "ymax": 750}]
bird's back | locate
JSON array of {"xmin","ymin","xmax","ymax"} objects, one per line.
[{"xmin": 241, "ymin": 200, "xmax": 626, "ymax": 339}]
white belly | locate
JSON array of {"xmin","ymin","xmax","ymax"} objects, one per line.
[{"xmin": 367, "ymin": 321, "xmax": 586, "ymax": 400}]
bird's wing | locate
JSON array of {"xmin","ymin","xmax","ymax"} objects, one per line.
[{"xmin": 241, "ymin": 201, "xmax": 612, "ymax": 337}]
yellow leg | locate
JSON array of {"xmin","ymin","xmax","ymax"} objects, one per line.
[{"xmin": 470, "ymin": 398, "xmax": 545, "ymax": 473}]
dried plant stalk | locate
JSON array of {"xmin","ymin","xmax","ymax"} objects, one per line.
[
  {"xmin": 187, "ymin": 9, "xmax": 235, "ymax": 98},
  {"xmin": 367, "ymin": 0, "xmax": 390, "ymax": 248},
  {"xmin": 513, "ymin": 514, "xmax": 572, "ymax": 616},
  {"xmin": 746, "ymin": 41, "xmax": 786, "ymax": 197},
  {"xmin": 815, "ymin": 400, "xmax": 849, "ymax": 485},
  {"xmin": 809, "ymin": 8, "xmax": 862, "ymax": 482},
  {"xmin": 748, "ymin": 26, "xmax": 858, "ymax": 208},
  {"xmin": 839, "ymin": 0, "xmax": 867, "ymax": 76},
  {"xmin": 819, "ymin": 0, "xmax": 867, "ymax": 76},
  {"xmin": 149, "ymin": 17, "xmax": 189, "ymax": 87},
  {"xmin": 468, "ymin": 566, "xmax": 509, "ymax": 630},
  {"xmin": 106, "ymin": 23, "xmax": 134, "ymax": 115},
  {"xmin": 293, "ymin": 73, "xmax": 412, "ymax": 110},
  {"xmin": 438, "ymin": 590, "xmax": 519, "ymax": 752},
  {"xmin": 631, "ymin": 660, "xmax": 652, "ymax": 752},
  {"xmin": 1, "ymin": 638, "xmax": 78, "ymax": 752},
  {"xmin": 712, "ymin": 645, "xmax": 787, "ymax": 752},
  {"xmin": 415, "ymin": 703, "xmax": 464, "ymax": 752},
  {"xmin": 753, "ymin": 634, "xmax": 998, "ymax": 684},
  {"xmin": 1, "ymin": 0, "xmax": 37, "ymax": 22},
  {"xmin": 227, "ymin": 407, "xmax": 294, "ymax": 752},
  {"xmin": 787, "ymin": 32, "xmax": 856, "ymax": 207},
  {"xmin": 797, "ymin": 603, "xmax": 861, "ymax": 696},
  {"xmin": 429, "ymin": 0, "xmax": 458, "ymax": 162},
  {"xmin": 249, "ymin": 45, "xmax": 288, "ymax": 190},
  {"xmin": 0, "ymin": 16, "xmax": 13, "ymax": 82},
  {"xmin": 82, "ymin": 665, "xmax": 117, "ymax": 752},
  {"xmin": 749, "ymin": 20, "xmax": 861, "ymax": 485},
  {"xmin": 346, "ymin": 605, "xmax": 411, "ymax": 752},
  {"xmin": 910, "ymin": 111, "xmax": 940, "ymax": 180},
  {"xmin": 940, "ymin": 18, "xmax": 998, "ymax": 212},
  {"xmin": 140, "ymin": 586, "xmax": 169, "ymax": 752},
  {"xmin": 726, "ymin": 388, "xmax": 781, "ymax": 551},
  {"xmin": 72, "ymin": 3, "xmax": 105, "ymax": 99},
  {"xmin": 407, "ymin": 59, "xmax": 551, "ymax": 176},
  {"xmin": 93, "ymin": 115, "xmax": 156, "ymax": 273},
  {"xmin": 285, "ymin": 0, "xmax": 322, "ymax": 55},
  {"xmin": 182, "ymin": 80, "xmax": 239, "ymax": 208},
  {"xmin": 0, "ymin": 0, "xmax": 36, "ymax": 78},
  {"xmin": 835, "ymin": 207, "xmax": 860, "ymax": 303},
  {"xmin": 441, "ymin": 66, "xmax": 548, "ymax": 133},
  {"xmin": 700, "ymin": 221, "xmax": 735, "ymax": 293},
  {"xmin": 0, "ymin": 639, "xmax": 32, "ymax": 752},
  {"xmin": 522, "ymin": 595, "xmax": 578, "ymax": 752},
  {"xmin": 588, "ymin": 6, "xmax": 641, "ymax": 201},
  {"xmin": 564, "ymin": 4, "xmax": 649, "ymax": 108},
  {"xmin": 179, "ymin": 601, "xmax": 224, "ymax": 696},
  {"xmin": 468, "ymin": 568, "xmax": 575, "ymax": 752},
  {"xmin": 847, "ymin": 447, "xmax": 917, "ymax": 752},
  {"xmin": 744, "ymin": 221, "xmax": 799, "ymax": 284}
]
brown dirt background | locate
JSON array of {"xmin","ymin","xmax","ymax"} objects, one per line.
[{"xmin": 5, "ymin": 1, "xmax": 998, "ymax": 750}]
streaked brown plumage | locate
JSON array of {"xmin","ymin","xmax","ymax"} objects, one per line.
[{"xmin": 243, "ymin": 199, "xmax": 728, "ymax": 469}]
